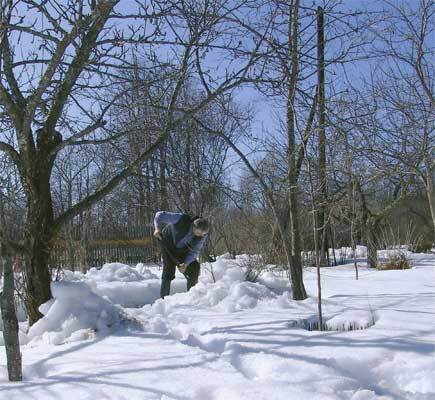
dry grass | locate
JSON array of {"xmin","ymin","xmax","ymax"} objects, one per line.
[{"xmin": 378, "ymin": 253, "xmax": 412, "ymax": 270}]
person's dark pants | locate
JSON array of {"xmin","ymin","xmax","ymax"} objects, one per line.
[{"xmin": 159, "ymin": 241, "xmax": 200, "ymax": 298}]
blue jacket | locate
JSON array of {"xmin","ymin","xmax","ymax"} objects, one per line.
[{"xmin": 154, "ymin": 211, "xmax": 207, "ymax": 266}]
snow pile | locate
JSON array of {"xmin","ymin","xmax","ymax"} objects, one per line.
[
  {"xmin": 62, "ymin": 269, "xmax": 85, "ymax": 281},
  {"xmin": 329, "ymin": 245, "xmax": 414, "ymax": 261},
  {"xmin": 148, "ymin": 279, "xmax": 275, "ymax": 316},
  {"xmin": 85, "ymin": 263, "xmax": 147, "ymax": 282},
  {"xmin": 258, "ymin": 271, "xmax": 291, "ymax": 295},
  {"xmin": 192, "ymin": 279, "xmax": 275, "ymax": 313},
  {"xmin": 137, "ymin": 258, "xmax": 278, "ymax": 336},
  {"xmin": 62, "ymin": 263, "xmax": 158, "ymax": 283},
  {"xmin": 325, "ymin": 310, "xmax": 376, "ymax": 331},
  {"xmin": 26, "ymin": 281, "xmax": 121, "ymax": 345},
  {"xmin": 378, "ymin": 248, "xmax": 412, "ymax": 260},
  {"xmin": 90, "ymin": 280, "xmax": 161, "ymax": 308},
  {"xmin": 61, "ymin": 263, "xmax": 162, "ymax": 308},
  {"xmin": 134, "ymin": 263, "xmax": 159, "ymax": 279},
  {"xmin": 205, "ymin": 257, "xmax": 245, "ymax": 282},
  {"xmin": 330, "ymin": 245, "xmax": 368, "ymax": 259},
  {"xmin": 216, "ymin": 252, "xmax": 235, "ymax": 260}
]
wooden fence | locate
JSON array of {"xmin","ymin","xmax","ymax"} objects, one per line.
[{"xmin": 50, "ymin": 225, "xmax": 160, "ymax": 271}]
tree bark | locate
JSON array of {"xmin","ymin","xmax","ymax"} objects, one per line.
[
  {"xmin": 286, "ymin": 0, "xmax": 307, "ymax": 300},
  {"xmin": 183, "ymin": 128, "xmax": 192, "ymax": 212},
  {"xmin": 0, "ymin": 248, "xmax": 23, "ymax": 381},
  {"xmin": 23, "ymin": 147, "xmax": 56, "ymax": 325},
  {"xmin": 366, "ymin": 217, "xmax": 379, "ymax": 268},
  {"xmin": 317, "ymin": 6, "xmax": 328, "ymax": 267},
  {"xmin": 159, "ymin": 144, "xmax": 169, "ymax": 209},
  {"xmin": 423, "ymin": 156, "xmax": 435, "ymax": 239}
]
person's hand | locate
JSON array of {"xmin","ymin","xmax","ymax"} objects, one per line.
[
  {"xmin": 178, "ymin": 263, "xmax": 187, "ymax": 273},
  {"xmin": 153, "ymin": 229, "xmax": 162, "ymax": 240}
]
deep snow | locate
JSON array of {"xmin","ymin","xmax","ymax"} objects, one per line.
[{"xmin": 1, "ymin": 253, "xmax": 435, "ymax": 400}]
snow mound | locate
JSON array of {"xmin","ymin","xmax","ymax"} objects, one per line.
[
  {"xmin": 134, "ymin": 263, "xmax": 159, "ymax": 279},
  {"xmin": 189, "ymin": 279, "xmax": 275, "ymax": 313},
  {"xmin": 27, "ymin": 281, "xmax": 121, "ymax": 345},
  {"xmin": 86, "ymin": 263, "xmax": 146, "ymax": 282},
  {"xmin": 328, "ymin": 245, "xmax": 368, "ymax": 259},
  {"xmin": 62, "ymin": 270, "xmax": 85, "ymax": 281},
  {"xmin": 205, "ymin": 258, "xmax": 245, "ymax": 282},
  {"xmin": 294, "ymin": 309, "xmax": 376, "ymax": 332},
  {"xmin": 144, "ymin": 259, "xmax": 277, "ymax": 319},
  {"xmin": 216, "ymin": 252, "xmax": 235, "ymax": 260},
  {"xmin": 258, "ymin": 271, "xmax": 290, "ymax": 295},
  {"xmin": 325, "ymin": 310, "xmax": 375, "ymax": 331},
  {"xmin": 92, "ymin": 281, "xmax": 161, "ymax": 308},
  {"xmin": 125, "ymin": 257, "xmax": 280, "ymax": 338},
  {"xmin": 59, "ymin": 263, "xmax": 160, "ymax": 308}
]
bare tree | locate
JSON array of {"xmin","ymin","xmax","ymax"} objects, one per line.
[
  {"xmin": 367, "ymin": 0, "xmax": 434, "ymax": 236},
  {"xmin": 0, "ymin": 0, "xmax": 266, "ymax": 324}
]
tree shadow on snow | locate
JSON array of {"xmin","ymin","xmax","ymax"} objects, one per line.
[{"xmin": 0, "ymin": 332, "xmax": 218, "ymax": 400}]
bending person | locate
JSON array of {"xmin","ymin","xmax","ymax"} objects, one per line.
[{"xmin": 153, "ymin": 211, "xmax": 209, "ymax": 298}]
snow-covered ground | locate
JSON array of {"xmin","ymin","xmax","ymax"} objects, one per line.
[{"xmin": 1, "ymin": 253, "xmax": 435, "ymax": 400}]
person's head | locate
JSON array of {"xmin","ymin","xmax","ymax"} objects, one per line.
[{"xmin": 192, "ymin": 217, "xmax": 209, "ymax": 238}]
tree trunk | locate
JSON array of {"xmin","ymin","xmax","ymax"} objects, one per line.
[
  {"xmin": 287, "ymin": 193, "xmax": 307, "ymax": 299},
  {"xmin": 366, "ymin": 217, "xmax": 379, "ymax": 268},
  {"xmin": 24, "ymin": 155, "xmax": 55, "ymax": 326},
  {"xmin": 275, "ymin": 215, "xmax": 307, "ymax": 300},
  {"xmin": 184, "ymin": 129, "xmax": 192, "ymax": 212},
  {"xmin": 159, "ymin": 144, "xmax": 169, "ymax": 209},
  {"xmin": 286, "ymin": 0, "xmax": 307, "ymax": 300},
  {"xmin": 317, "ymin": 6, "xmax": 328, "ymax": 267},
  {"xmin": 354, "ymin": 179, "xmax": 379, "ymax": 268},
  {"xmin": 66, "ymin": 181, "xmax": 75, "ymax": 271},
  {"xmin": 0, "ymin": 248, "xmax": 23, "ymax": 381},
  {"xmin": 424, "ymin": 156, "xmax": 435, "ymax": 239}
]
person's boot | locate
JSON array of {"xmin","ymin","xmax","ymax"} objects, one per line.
[{"xmin": 160, "ymin": 279, "xmax": 171, "ymax": 298}]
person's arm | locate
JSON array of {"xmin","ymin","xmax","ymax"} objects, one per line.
[{"xmin": 183, "ymin": 235, "xmax": 208, "ymax": 266}]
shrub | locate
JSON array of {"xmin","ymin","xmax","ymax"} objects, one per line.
[
  {"xmin": 237, "ymin": 254, "xmax": 268, "ymax": 283},
  {"xmin": 378, "ymin": 253, "xmax": 412, "ymax": 270}
]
